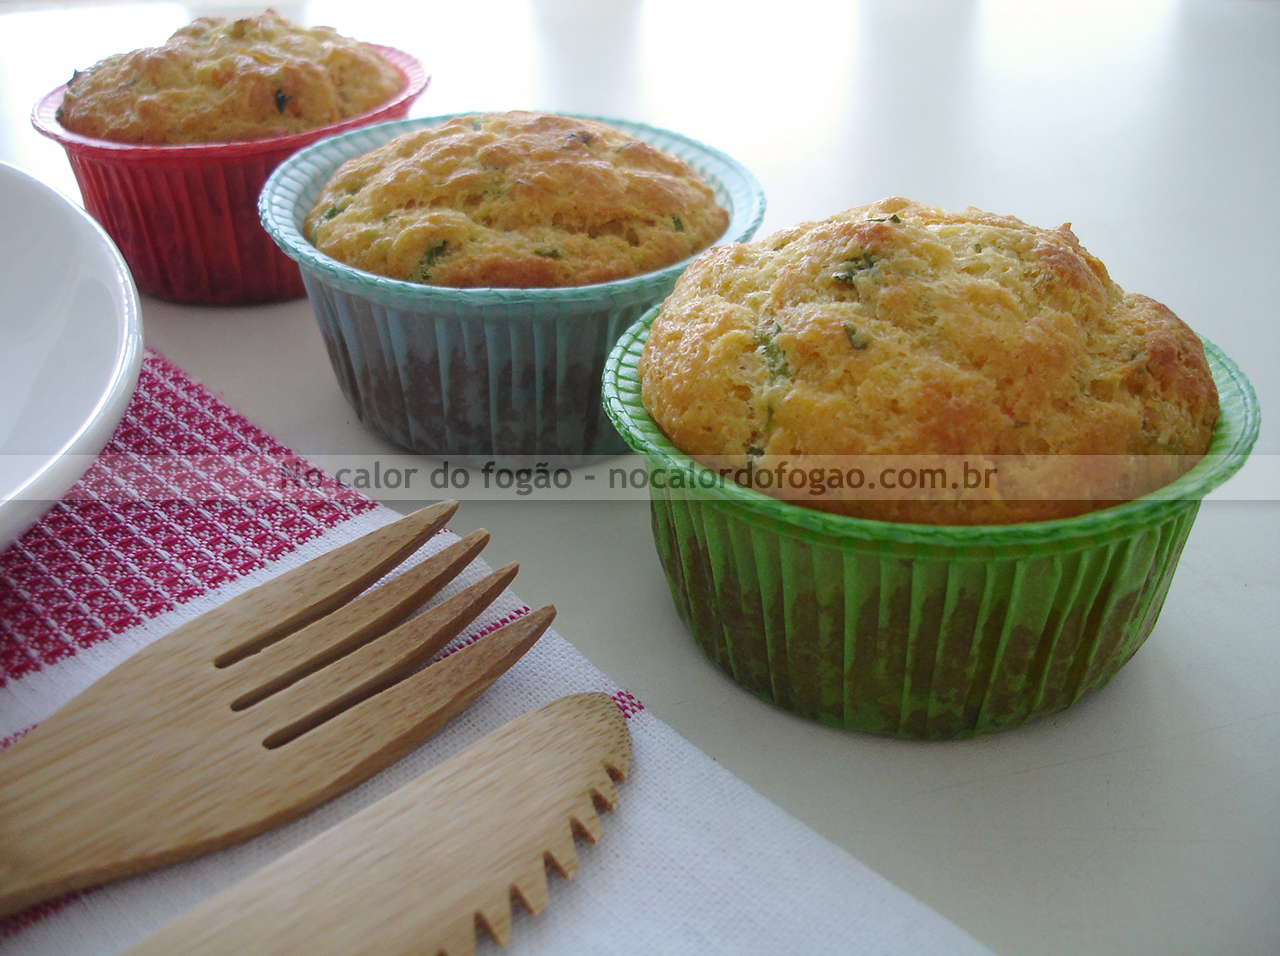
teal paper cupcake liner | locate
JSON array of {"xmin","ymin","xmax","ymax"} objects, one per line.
[
  {"xmin": 300, "ymin": 271, "xmax": 663, "ymax": 460},
  {"xmin": 602, "ymin": 308, "xmax": 1259, "ymax": 738},
  {"xmin": 261, "ymin": 115, "xmax": 765, "ymax": 460}
]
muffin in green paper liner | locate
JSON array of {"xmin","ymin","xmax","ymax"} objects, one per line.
[
  {"xmin": 259, "ymin": 114, "xmax": 764, "ymax": 461},
  {"xmin": 602, "ymin": 308, "xmax": 1259, "ymax": 739}
]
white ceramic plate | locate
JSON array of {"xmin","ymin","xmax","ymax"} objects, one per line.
[{"xmin": 0, "ymin": 162, "xmax": 142, "ymax": 553}]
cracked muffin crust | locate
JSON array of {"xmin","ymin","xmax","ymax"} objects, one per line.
[
  {"xmin": 56, "ymin": 10, "xmax": 403, "ymax": 145},
  {"xmin": 304, "ymin": 111, "xmax": 730, "ymax": 288},
  {"xmin": 639, "ymin": 197, "xmax": 1219, "ymax": 524}
]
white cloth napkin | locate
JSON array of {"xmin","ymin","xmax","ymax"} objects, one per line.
[{"xmin": 0, "ymin": 352, "xmax": 994, "ymax": 956}]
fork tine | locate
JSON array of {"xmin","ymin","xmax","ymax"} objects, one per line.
[
  {"xmin": 190, "ymin": 501, "xmax": 459, "ymax": 664},
  {"xmin": 252, "ymin": 563, "xmax": 522, "ymax": 748},
  {"xmin": 265, "ymin": 605, "xmax": 555, "ymax": 785},
  {"xmin": 226, "ymin": 529, "xmax": 490, "ymax": 709}
]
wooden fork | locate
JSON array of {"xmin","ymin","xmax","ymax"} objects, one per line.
[{"xmin": 0, "ymin": 500, "xmax": 555, "ymax": 918}]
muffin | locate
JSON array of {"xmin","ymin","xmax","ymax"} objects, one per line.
[
  {"xmin": 260, "ymin": 114, "xmax": 763, "ymax": 459},
  {"xmin": 639, "ymin": 197, "xmax": 1220, "ymax": 525},
  {"xmin": 304, "ymin": 111, "xmax": 730, "ymax": 288},
  {"xmin": 604, "ymin": 303, "xmax": 1257, "ymax": 738},
  {"xmin": 56, "ymin": 10, "xmax": 404, "ymax": 145},
  {"xmin": 32, "ymin": 15, "xmax": 427, "ymax": 304},
  {"xmin": 605, "ymin": 200, "xmax": 1256, "ymax": 737}
]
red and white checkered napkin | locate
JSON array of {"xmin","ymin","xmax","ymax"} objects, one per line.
[{"xmin": 0, "ymin": 351, "xmax": 993, "ymax": 956}]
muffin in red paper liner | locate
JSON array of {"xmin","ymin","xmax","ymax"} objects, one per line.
[{"xmin": 32, "ymin": 31, "xmax": 427, "ymax": 305}]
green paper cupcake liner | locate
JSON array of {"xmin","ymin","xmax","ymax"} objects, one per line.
[
  {"xmin": 602, "ymin": 307, "xmax": 1259, "ymax": 739},
  {"xmin": 260, "ymin": 115, "xmax": 765, "ymax": 460}
]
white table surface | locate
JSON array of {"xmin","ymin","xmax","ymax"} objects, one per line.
[{"xmin": 1, "ymin": 2, "xmax": 1276, "ymax": 955}]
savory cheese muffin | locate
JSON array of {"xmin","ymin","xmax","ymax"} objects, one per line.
[
  {"xmin": 56, "ymin": 10, "xmax": 403, "ymax": 145},
  {"xmin": 639, "ymin": 197, "xmax": 1220, "ymax": 524},
  {"xmin": 304, "ymin": 111, "xmax": 730, "ymax": 288}
]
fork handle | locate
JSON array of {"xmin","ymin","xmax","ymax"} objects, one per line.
[
  {"xmin": 0, "ymin": 832, "xmax": 83, "ymax": 917},
  {"xmin": 0, "ymin": 731, "xmax": 139, "ymax": 916},
  {"xmin": 0, "ymin": 703, "xmax": 219, "ymax": 918}
]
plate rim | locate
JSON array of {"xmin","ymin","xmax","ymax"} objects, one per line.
[{"xmin": 0, "ymin": 161, "xmax": 143, "ymax": 553}]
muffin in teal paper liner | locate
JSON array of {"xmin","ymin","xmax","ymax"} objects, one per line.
[
  {"xmin": 259, "ymin": 113, "xmax": 765, "ymax": 461},
  {"xmin": 602, "ymin": 307, "xmax": 1258, "ymax": 739}
]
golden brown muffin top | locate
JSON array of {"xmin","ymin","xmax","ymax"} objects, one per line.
[
  {"xmin": 639, "ymin": 197, "xmax": 1219, "ymax": 524},
  {"xmin": 304, "ymin": 111, "xmax": 730, "ymax": 288},
  {"xmin": 57, "ymin": 10, "xmax": 403, "ymax": 145}
]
